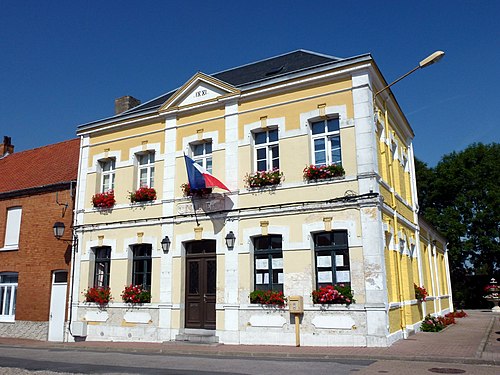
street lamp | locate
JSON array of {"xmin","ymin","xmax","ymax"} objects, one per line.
[
  {"xmin": 225, "ymin": 231, "xmax": 236, "ymax": 250},
  {"xmin": 53, "ymin": 222, "xmax": 65, "ymax": 240},
  {"xmin": 374, "ymin": 51, "xmax": 445, "ymax": 98},
  {"xmin": 161, "ymin": 235, "xmax": 171, "ymax": 253}
]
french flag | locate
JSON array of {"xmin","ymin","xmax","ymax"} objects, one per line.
[{"xmin": 184, "ymin": 155, "xmax": 230, "ymax": 192}]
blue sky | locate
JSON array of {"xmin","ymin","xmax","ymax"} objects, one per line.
[{"xmin": 1, "ymin": 1, "xmax": 498, "ymax": 166}]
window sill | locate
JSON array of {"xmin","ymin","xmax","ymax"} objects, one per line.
[
  {"xmin": 0, "ymin": 316, "xmax": 15, "ymax": 323},
  {"xmin": 0, "ymin": 245, "xmax": 19, "ymax": 252}
]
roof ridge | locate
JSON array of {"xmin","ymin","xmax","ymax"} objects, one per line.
[
  {"xmin": 6, "ymin": 137, "xmax": 80, "ymax": 157},
  {"xmin": 210, "ymin": 49, "xmax": 337, "ymax": 77}
]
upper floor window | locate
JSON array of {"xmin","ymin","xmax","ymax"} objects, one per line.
[
  {"xmin": 254, "ymin": 235, "xmax": 283, "ymax": 292},
  {"xmin": 100, "ymin": 159, "xmax": 115, "ymax": 192},
  {"xmin": 311, "ymin": 118, "xmax": 341, "ymax": 166},
  {"xmin": 254, "ymin": 129, "xmax": 279, "ymax": 172},
  {"xmin": 0, "ymin": 272, "xmax": 18, "ymax": 321},
  {"xmin": 93, "ymin": 246, "xmax": 111, "ymax": 288},
  {"xmin": 3, "ymin": 207, "xmax": 22, "ymax": 250},
  {"xmin": 314, "ymin": 230, "xmax": 350, "ymax": 288},
  {"xmin": 132, "ymin": 244, "xmax": 152, "ymax": 290},
  {"xmin": 192, "ymin": 142, "xmax": 212, "ymax": 174},
  {"xmin": 137, "ymin": 152, "xmax": 155, "ymax": 188}
]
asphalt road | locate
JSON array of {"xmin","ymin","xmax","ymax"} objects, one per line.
[
  {"xmin": 0, "ymin": 346, "xmax": 373, "ymax": 375},
  {"xmin": 1, "ymin": 346, "xmax": 499, "ymax": 374}
]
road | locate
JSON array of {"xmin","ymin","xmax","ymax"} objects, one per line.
[{"xmin": 0, "ymin": 346, "xmax": 498, "ymax": 374}]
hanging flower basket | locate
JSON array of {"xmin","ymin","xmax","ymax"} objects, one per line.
[
  {"xmin": 244, "ymin": 169, "xmax": 283, "ymax": 188},
  {"xmin": 303, "ymin": 164, "xmax": 345, "ymax": 181},
  {"xmin": 312, "ymin": 284, "xmax": 354, "ymax": 306},
  {"xmin": 249, "ymin": 290, "xmax": 286, "ymax": 307},
  {"xmin": 129, "ymin": 186, "xmax": 156, "ymax": 203},
  {"xmin": 181, "ymin": 183, "xmax": 212, "ymax": 197},
  {"xmin": 121, "ymin": 284, "xmax": 151, "ymax": 304},
  {"xmin": 92, "ymin": 190, "xmax": 115, "ymax": 209}
]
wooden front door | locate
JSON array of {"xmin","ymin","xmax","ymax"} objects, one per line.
[{"xmin": 185, "ymin": 241, "xmax": 216, "ymax": 329}]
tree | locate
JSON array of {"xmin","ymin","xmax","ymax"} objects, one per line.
[{"xmin": 416, "ymin": 143, "xmax": 500, "ymax": 307}]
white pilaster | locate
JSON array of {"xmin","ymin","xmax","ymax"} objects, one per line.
[
  {"xmin": 163, "ymin": 116, "xmax": 177, "ymax": 217},
  {"xmin": 352, "ymin": 71, "xmax": 378, "ymax": 194}
]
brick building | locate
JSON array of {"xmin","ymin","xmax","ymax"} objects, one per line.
[{"xmin": 0, "ymin": 137, "xmax": 80, "ymax": 341}]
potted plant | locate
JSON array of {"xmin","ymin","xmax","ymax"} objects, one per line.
[
  {"xmin": 303, "ymin": 164, "xmax": 345, "ymax": 182},
  {"xmin": 312, "ymin": 284, "xmax": 354, "ymax": 306},
  {"xmin": 129, "ymin": 186, "xmax": 156, "ymax": 203},
  {"xmin": 484, "ymin": 278, "xmax": 500, "ymax": 312},
  {"xmin": 249, "ymin": 290, "xmax": 286, "ymax": 307},
  {"xmin": 84, "ymin": 286, "xmax": 112, "ymax": 307},
  {"xmin": 414, "ymin": 283, "xmax": 428, "ymax": 302},
  {"xmin": 181, "ymin": 183, "xmax": 212, "ymax": 197},
  {"xmin": 92, "ymin": 190, "xmax": 115, "ymax": 209},
  {"xmin": 244, "ymin": 168, "xmax": 283, "ymax": 188},
  {"xmin": 121, "ymin": 284, "xmax": 151, "ymax": 304}
]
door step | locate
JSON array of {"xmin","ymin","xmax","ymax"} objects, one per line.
[{"xmin": 175, "ymin": 329, "xmax": 219, "ymax": 344}]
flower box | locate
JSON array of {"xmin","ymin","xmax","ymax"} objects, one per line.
[
  {"xmin": 181, "ymin": 183, "xmax": 212, "ymax": 197},
  {"xmin": 244, "ymin": 169, "xmax": 283, "ymax": 188},
  {"xmin": 303, "ymin": 164, "xmax": 345, "ymax": 181},
  {"xmin": 414, "ymin": 283, "xmax": 428, "ymax": 302},
  {"xmin": 249, "ymin": 290, "xmax": 286, "ymax": 307},
  {"xmin": 129, "ymin": 186, "xmax": 156, "ymax": 203},
  {"xmin": 84, "ymin": 286, "xmax": 112, "ymax": 306},
  {"xmin": 92, "ymin": 190, "xmax": 115, "ymax": 209},
  {"xmin": 312, "ymin": 284, "xmax": 354, "ymax": 306},
  {"xmin": 121, "ymin": 284, "xmax": 151, "ymax": 304}
]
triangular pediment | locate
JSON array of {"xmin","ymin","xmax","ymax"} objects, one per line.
[{"xmin": 159, "ymin": 72, "xmax": 240, "ymax": 112}]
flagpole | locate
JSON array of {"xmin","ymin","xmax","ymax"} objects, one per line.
[
  {"xmin": 184, "ymin": 152, "xmax": 200, "ymax": 226},
  {"xmin": 191, "ymin": 195, "xmax": 200, "ymax": 226}
]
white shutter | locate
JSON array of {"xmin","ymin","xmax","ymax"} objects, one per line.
[{"xmin": 4, "ymin": 207, "xmax": 22, "ymax": 248}]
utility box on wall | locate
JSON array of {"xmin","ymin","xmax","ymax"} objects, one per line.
[{"xmin": 288, "ymin": 296, "xmax": 304, "ymax": 314}]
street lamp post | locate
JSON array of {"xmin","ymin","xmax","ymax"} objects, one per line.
[{"xmin": 374, "ymin": 50, "xmax": 445, "ymax": 98}]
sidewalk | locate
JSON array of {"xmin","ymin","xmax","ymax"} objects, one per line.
[{"xmin": 1, "ymin": 310, "xmax": 499, "ymax": 365}]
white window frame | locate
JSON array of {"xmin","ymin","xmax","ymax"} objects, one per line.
[
  {"xmin": 253, "ymin": 127, "xmax": 279, "ymax": 172},
  {"xmin": 100, "ymin": 158, "xmax": 116, "ymax": 193},
  {"xmin": 136, "ymin": 152, "xmax": 155, "ymax": 188},
  {"xmin": 2, "ymin": 207, "xmax": 22, "ymax": 250},
  {"xmin": 191, "ymin": 141, "xmax": 212, "ymax": 174},
  {"xmin": 0, "ymin": 273, "xmax": 18, "ymax": 322},
  {"xmin": 310, "ymin": 117, "xmax": 342, "ymax": 166}
]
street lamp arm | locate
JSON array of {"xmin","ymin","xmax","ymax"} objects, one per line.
[
  {"xmin": 374, "ymin": 50, "xmax": 445, "ymax": 99},
  {"xmin": 374, "ymin": 65, "xmax": 420, "ymax": 98}
]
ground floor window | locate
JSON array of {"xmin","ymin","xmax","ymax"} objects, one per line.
[
  {"xmin": 314, "ymin": 230, "xmax": 350, "ymax": 288},
  {"xmin": 93, "ymin": 246, "xmax": 111, "ymax": 287},
  {"xmin": 0, "ymin": 273, "xmax": 18, "ymax": 321},
  {"xmin": 254, "ymin": 235, "xmax": 283, "ymax": 292},
  {"xmin": 132, "ymin": 244, "xmax": 152, "ymax": 290}
]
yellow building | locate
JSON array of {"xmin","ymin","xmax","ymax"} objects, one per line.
[{"xmin": 71, "ymin": 50, "xmax": 452, "ymax": 346}]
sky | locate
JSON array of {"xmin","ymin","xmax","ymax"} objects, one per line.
[{"xmin": 1, "ymin": 1, "xmax": 498, "ymax": 166}]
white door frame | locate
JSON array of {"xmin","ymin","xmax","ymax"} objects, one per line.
[{"xmin": 48, "ymin": 270, "xmax": 68, "ymax": 342}]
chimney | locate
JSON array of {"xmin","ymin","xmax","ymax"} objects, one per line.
[
  {"xmin": 0, "ymin": 136, "xmax": 14, "ymax": 157},
  {"xmin": 114, "ymin": 96, "xmax": 141, "ymax": 115}
]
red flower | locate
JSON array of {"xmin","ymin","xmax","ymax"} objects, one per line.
[
  {"xmin": 121, "ymin": 284, "xmax": 151, "ymax": 303},
  {"xmin": 84, "ymin": 286, "xmax": 112, "ymax": 306},
  {"xmin": 244, "ymin": 168, "xmax": 283, "ymax": 188},
  {"xmin": 303, "ymin": 164, "xmax": 345, "ymax": 181},
  {"xmin": 92, "ymin": 190, "xmax": 115, "ymax": 208},
  {"xmin": 249, "ymin": 290, "xmax": 286, "ymax": 307},
  {"xmin": 130, "ymin": 186, "xmax": 156, "ymax": 203},
  {"xmin": 312, "ymin": 284, "xmax": 355, "ymax": 306}
]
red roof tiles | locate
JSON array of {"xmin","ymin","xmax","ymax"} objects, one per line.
[{"xmin": 0, "ymin": 138, "xmax": 80, "ymax": 194}]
